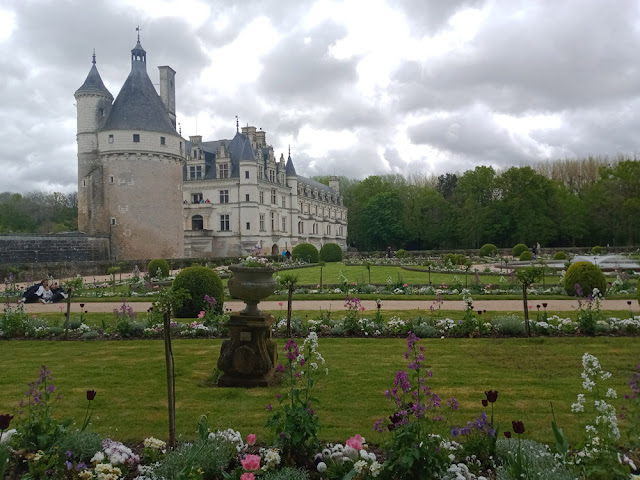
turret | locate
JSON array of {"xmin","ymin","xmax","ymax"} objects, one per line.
[{"xmin": 74, "ymin": 52, "xmax": 113, "ymax": 136}]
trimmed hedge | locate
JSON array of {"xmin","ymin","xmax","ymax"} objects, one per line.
[
  {"xmin": 592, "ymin": 245, "xmax": 603, "ymax": 255},
  {"xmin": 553, "ymin": 251, "xmax": 567, "ymax": 260},
  {"xmin": 172, "ymin": 266, "xmax": 224, "ymax": 317},
  {"xmin": 148, "ymin": 259, "xmax": 170, "ymax": 278},
  {"xmin": 292, "ymin": 243, "xmax": 319, "ymax": 263},
  {"xmin": 519, "ymin": 251, "xmax": 533, "ymax": 261},
  {"xmin": 395, "ymin": 249, "xmax": 407, "ymax": 258},
  {"xmin": 319, "ymin": 243, "xmax": 343, "ymax": 262},
  {"xmin": 564, "ymin": 261, "xmax": 606, "ymax": 297},
  {"xmin": 479, "ymin": 244, "xmax": 498, "ymax": 257},
  {"xmin": 512, "ymin": 243, "xmax": 529, "ymax": 258}
]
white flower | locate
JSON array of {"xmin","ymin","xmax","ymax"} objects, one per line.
[
  {"xmin": 370, "ymin": 461, "xmax": 383, "ymax": 477},
  {"xmin": 354, "ymin": 460, "xmax": 368, "ymax": 473},
  {"xmin": 606, "ymin": 388, "xmax": 617, "ymax": 399},
  {"xmin": 317, "ymin": 461, "xmax": 327, "ymax": 473},
  {"xmin": 91, "ymin": 452, "xmax": 105, "ymax": 463}
]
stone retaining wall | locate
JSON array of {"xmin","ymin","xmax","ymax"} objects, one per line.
[{"xmin": 0, "ymin": 234, "xmax": 110, "ymax": 265}]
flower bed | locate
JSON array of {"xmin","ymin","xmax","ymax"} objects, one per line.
[{"xmin": 1, "ymin": 334, "xmax": 639, "ymax": 479}]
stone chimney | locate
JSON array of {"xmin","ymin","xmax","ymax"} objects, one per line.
[
  {"xmin": 158, "ymin": 66, "xmax": 176, "ymax": 128},
  {"xmin": 329, "ymin": 175, "xmax": 340, "ymax": 195}
]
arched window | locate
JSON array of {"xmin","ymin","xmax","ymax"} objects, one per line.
[{"xmin": 192, "ymin": 215, "xmax": 204, "ymax": 230}]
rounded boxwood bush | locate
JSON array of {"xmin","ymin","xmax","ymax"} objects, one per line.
[
  {"xmin": 292, "ymin": 243, "xmax": 319, "ymax": 263},
  {"xmin": 519, "ymin": 251, "xmax": 533, "ymax": 261},
  {"xmin": 395, "ymin": 249, "xmax": 407, "ymax": 258},
  {"xmin": 148, "ymin": 258, "xmax": 170, "ymax": 278},
  {"xmin": 592, "ymin": 245, "xmax": 603, "ymax": 255},
  {"xmin": 443, "ymin": 253, "xmax": 466, "ymax": 266},
  {"xmin": 172, "ymin": 266, "xmax": 224, "ymax": 318},
  {"xmin": 553, "ymin": 251, "xmax": 567, "ymax": 260},
  {"xmin": 512, "ymin": 243, "xmax": 528, "ymax": 258},
  {"xmin": 319, "ymin": 243, "xmax": 343, "ymax": 262},
  {"xmin": 479, "ymin": 243, "xmax": 498, "ymax": 257},
  {"xmin": 564, "ymin": 261, "xmax": 606, "ymax": 297}
]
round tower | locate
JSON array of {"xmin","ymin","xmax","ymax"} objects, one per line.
[
  {"xmin": 77, "ymin": 36, "xmax": 185, "ymax": 260},
  {"xmin": 74, "ymin": 52, "xmax": 113, "ymax": 234}
]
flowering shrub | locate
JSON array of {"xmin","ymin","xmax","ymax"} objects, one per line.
[{"xmin": 266, "ymin": 332, "xmax": 327, "ymax": 463}]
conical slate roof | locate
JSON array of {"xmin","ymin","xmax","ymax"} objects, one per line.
[
  {"xmin": 285, "ymin": 154, "xmax": 297, "ymax": 176},
  {"xmin": 75, "ymin": 64, "xmax": 113, "ymax": 99},
  {"xmin": 228, "ymin": 131, "xmax": 255, "ymax": 162},
  {"xmin": 100, "ymin": 43, "xmax": 176, "ymax": 135}
]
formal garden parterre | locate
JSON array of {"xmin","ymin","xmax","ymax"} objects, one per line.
[{"xmin": 1, "ymin": 250, "xmax": 640, "ymax": 479}]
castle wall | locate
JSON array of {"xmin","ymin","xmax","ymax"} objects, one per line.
[{"xmin": 0, "ymin": 234, "xmax": 110, "ymax": 264}]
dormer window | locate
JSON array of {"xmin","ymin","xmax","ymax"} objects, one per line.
[{"xmin": 219, "ymin": 164, "xmax": 229, "ymax": 178}]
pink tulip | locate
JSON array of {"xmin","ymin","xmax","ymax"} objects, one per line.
[
  {"xmin": 246, "ymin": 433, "xmax": 256, "ymax": 446},
  {"xmin": 240, "ymin": 474, "xmax": 256, "ymax": 480},
  {"xmin": 241, "ymin": 454, "xmax": 261, "ymax": 471},
  {"xmin": 197, "ymin": 311, "xmax": 206, "ymax": 319},
  {"xmin": 346, "ymin": 434, "xmax": 364, "ymax": 450}
]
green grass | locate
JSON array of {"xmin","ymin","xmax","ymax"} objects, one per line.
[{"xmin": 0, "ymin": 338, "xmax": 638, "ymax": 447}]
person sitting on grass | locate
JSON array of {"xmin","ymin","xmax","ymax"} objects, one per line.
[{"xmin": 20, "ymin": 279, "xmax": 65, "ymax": 304}]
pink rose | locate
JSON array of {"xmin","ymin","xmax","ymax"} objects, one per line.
[
  {"xmin": 246, "ymin": 433, "xmax": 256, "ymax": 446},
  {"xmin": 197, "ymin": 311, "xmax": 206, "ymax": 319},
  {"xmin": 346, "ymin": 434, "xmax": 364, "ymax": 450},
  {"xmin": 240, "ymin": 474, "xmax": 255, "ymax": 480},
  {"xmin": 241, "ymin": 454, "xmax": 261, "ymax": 471}
]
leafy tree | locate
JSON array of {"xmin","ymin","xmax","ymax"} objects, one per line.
[{"xmin": 436, "ymin": 173, "xmax": 458, "ymax": 198}]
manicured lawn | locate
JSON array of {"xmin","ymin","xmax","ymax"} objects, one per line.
[{"xmin": 0, "ymin": 337, "xmax": 638, "ymax": 447}]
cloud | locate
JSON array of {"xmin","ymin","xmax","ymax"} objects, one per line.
[{"xmin": 1, "ymin": 0, "xmax": 640, "ymax": 194}]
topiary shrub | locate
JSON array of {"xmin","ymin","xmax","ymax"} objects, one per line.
[
  {"xmin": 172, "ymin": 266, "xmax": 224, "ymax": 318},
  {"xmin": 292, "ymin": 243, "xmax": 319, "ymax": 263},
  {"xmin": 591, "ymin": 245, "xmax": 603, "ymax": 255},
  {"xmin": 553, "ymin": 251, "xmax": 567, "ymax": 260},
  {"xmin": 443, "ymin": 253, "xmax": 466, "ymax": 266},
  {"xmin": 637, "ymin": 279, "xmax": 640, "ymax": 307},
  {"xmin": 564, "ymin": 261, "xmax": 606, "ymax": 297},
  {"xmin": 148, "ymin": 258, "xmax": 170, "ymax": 278},
  {"xmin": 519, "ymin": 251, "xmax": 533, "ymax": 261},
  {"xmin": 395, "ymin": 249, "xmax": 407, "ymax": 258},
  {"xmin": 319, "ymin": 243, "xmax": 343, "ymax": 262},
  {"xmin": 512, "ymin": 243, "xmax": 528, "ymax": 258},
  {"xmin": 479, "ymin": 244, "xmax": 498, "ymax": 257}
]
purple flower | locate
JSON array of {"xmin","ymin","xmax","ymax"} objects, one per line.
[{"xmin": 266, "ymin": 404, "xmax": 272, "ymax": 411}]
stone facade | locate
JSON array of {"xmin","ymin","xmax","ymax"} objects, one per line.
[
  {"xmin": 77, "ymin": 38, "xmax": 347, "ymax": 260},
  {"xmin": 182, "ymin": 126, "xmax": 348, "ymax": 258}
]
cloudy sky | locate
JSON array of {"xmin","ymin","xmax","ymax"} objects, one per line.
[{"xmin": 1, "ymin": 0, "xmax": 640, "ymax": 193}]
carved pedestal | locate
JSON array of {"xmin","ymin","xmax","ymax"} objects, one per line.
[{"xmin": 216, "ymin": 314, "xmax": 278, "ymax": 387}]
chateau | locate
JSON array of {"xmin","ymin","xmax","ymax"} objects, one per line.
[{"xmin": 75, "ymin": 37, "xmax": 347, "ymax": 260}]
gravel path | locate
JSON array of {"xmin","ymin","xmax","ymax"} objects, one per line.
[{"xmin": 21, "ymin": 299, "xmax": 639, "ymax": 314}]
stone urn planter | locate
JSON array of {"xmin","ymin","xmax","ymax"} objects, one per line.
[
  {"xmin": 217, "ymin": 264, "xmax": 278, "ymax": 387},
  {"xmin": 227, "ymin": 264, "xmax": 277, "ymax": 315}
]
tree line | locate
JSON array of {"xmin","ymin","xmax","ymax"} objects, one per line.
[
  {"xmin": 318, "ymin": 156, "xmax": 640, "ymax": 251},
  {"xmin": 3, "ymin": 156, "xmax": 638, "ymax": 251},
  {"xmin": 0, "ymin": 191, "xmax": 78, "ymax": 234}
]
